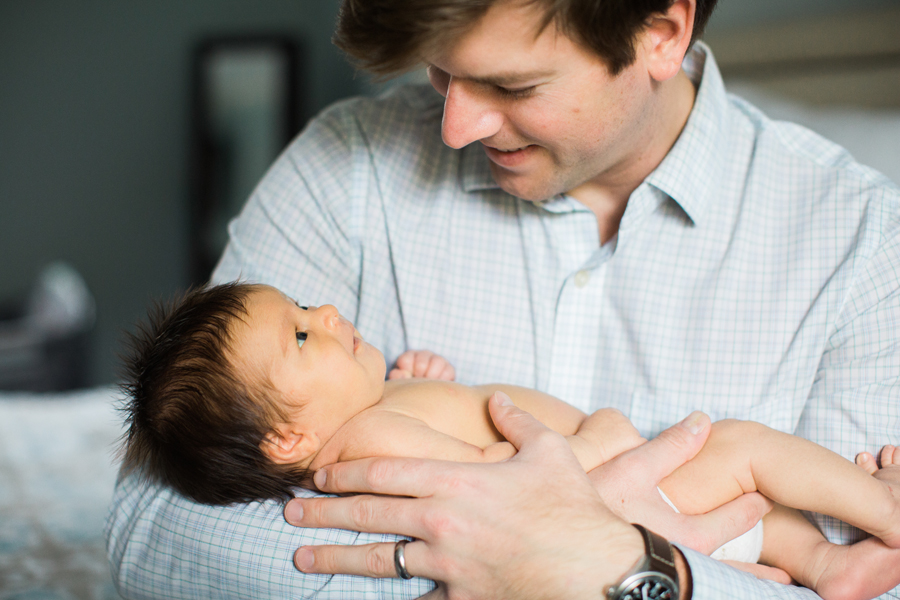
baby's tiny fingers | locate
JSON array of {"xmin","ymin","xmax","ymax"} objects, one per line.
[
  {"xmin": 388, "ymin": 368, "xmax": 413, "ymax": 380},
  {"xmin": 440, "ymin": 363, "xmax": 456, "ymax": 381},
  {"xmin": 413, "ymin": 351, "xmax": 435, "ymax": 377},
  {"xmin": 424, "ymin": 357, "xmax": 449, "ymax": 379},
  {"xmin": 856, "ymin": 452, "xmax": 879, "ymax": 475},
  {"xmin": 394, "ymin": 351, "xmax": 417, "ymax": 372}
]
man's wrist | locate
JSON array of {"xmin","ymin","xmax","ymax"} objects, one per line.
[
  {"xmin": 673, "ymin": 547, "xmax": 692, "ymax": 600},
  {"xmin": 606, "ymin": 525, "xmax": 685, "ymax": 600}
]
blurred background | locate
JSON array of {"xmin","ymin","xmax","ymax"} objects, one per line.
[
  {"xmin": 1, "ymin": 1, "xmax": 898, "ymax": 599},
  {"xmin": 0, "ymin": 0, "xmax": 897, "ymax": 389}
]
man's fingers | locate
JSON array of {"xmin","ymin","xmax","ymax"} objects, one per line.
[
  {"xmin": 294, "ymin": 539, "xmax": 431, "ymax": 579},
  {"xmin": 286, "ymin": 489, "xmax": 433, "ymax": 537},
  {"xmin": 311, "ymin": 455, "xmax": 457, "ymax": 497},
  {"xmin": 719, "ymin": 560, "xmax": 792, "ymax": 585},
  {"xmin": 633, "ymin": 411, "xmax": 712, "ymax": 483},
  {"xmin": 677, "ymin": 492, "xmax": 772, "ymax": 554},
  {"xmin": 488, "ymin": 392, "xmax": 568, "ymax": 456}
]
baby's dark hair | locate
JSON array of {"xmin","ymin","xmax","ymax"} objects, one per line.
[{"xmin": 118, "ymin": 282, "xmax": 311, "ymax": 505}]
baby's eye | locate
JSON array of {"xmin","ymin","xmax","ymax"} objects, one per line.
[{"xmin": 296, "ymin": 331, "xmax": 307, "ymax": 349}]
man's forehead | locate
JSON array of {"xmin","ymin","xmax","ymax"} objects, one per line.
[{"xmin": 426, "ymin": 2, "xmax": 569, "ymax": 79}]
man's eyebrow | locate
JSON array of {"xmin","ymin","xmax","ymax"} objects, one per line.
[{"xmin": 464, "ymin": 70, "xmax": 555, "ymax": 87}]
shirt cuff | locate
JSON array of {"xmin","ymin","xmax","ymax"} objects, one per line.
[{"xmin": 676, "ymin": 545, "xmax": 821, "ymax": 600}]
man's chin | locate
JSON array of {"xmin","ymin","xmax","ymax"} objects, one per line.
[{"xmin": 489, "ymin": 165, "xmax": 559, "ymax": 203}]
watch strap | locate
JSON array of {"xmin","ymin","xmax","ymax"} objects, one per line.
[
  {"xmin": 606, "ymin": 524, "xmax": 679, "ymax": 600},
  {"xmin": 633, "ymin": 524, "xmax": 678, "ymax": 583}
]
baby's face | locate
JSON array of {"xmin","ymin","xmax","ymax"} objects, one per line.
[{"xmin": 232, "ymin": 286, "xmax": 386, "ymax": 445}]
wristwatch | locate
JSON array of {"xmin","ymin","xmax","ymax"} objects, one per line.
[{"xmin": 606, "ymin": 524, "xmax": 679, "ymax": 600}]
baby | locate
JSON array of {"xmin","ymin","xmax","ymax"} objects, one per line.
[{"xmin": 120, "ymin": 282, "xmax": 900, "ymax": 600}]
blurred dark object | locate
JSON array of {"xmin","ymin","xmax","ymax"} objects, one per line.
[
  {"xmin": 0, "ymin": 263, "xmax": 96, "ymax": 391},
  {"xmin": 189, "ymin": 36, "xmax": 303, "ymax": 285}
]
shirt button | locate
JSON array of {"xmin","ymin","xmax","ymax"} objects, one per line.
[{"xmin": 574, "ymin": 270, "xmax": 590, "ymax": 288}]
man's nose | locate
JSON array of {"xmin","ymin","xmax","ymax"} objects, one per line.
[{"xmin": 441, "ymin": 78, "xmax": 503, "ymax": 149}]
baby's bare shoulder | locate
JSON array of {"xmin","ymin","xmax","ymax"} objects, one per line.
[{"xmin": 382, "ymin": 379, "xmax": 486, "ymax": 412}]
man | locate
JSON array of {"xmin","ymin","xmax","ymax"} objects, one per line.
[{"xmin": 106, "ymin": 0, "xmax": 900, "ymax": 598}]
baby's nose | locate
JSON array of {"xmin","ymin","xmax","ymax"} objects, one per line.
[{"xmin": 318, "ymin": 304, "xmax": 341, "ymax": 327}]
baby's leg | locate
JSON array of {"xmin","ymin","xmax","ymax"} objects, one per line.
[
  {"xmin": 658, "ymin": 420, "xmax": 900, "ymax": 548},
  {"xmin": 566, "ymin": 408, "xmax": 646, "ymax": 471},
  {"xmin": 760, "ymin": 504, "xmax": 900, "ymax": 600}
]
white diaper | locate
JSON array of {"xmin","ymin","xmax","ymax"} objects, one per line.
[{"xmin": 657, "ymin": 487, "xmax": 764, "ymax": 563}]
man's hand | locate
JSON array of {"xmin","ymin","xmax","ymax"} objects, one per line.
[
  {"xmin": 284, "ymin": 392, "xmax": 644, "ymax": 599},
  {"xmin": 588, "ymin": 411, "xmax": 773, "ymax": 555},
  {"xmin": 388, "ymin": 350, "xmax": 456, "ymax": 380}
]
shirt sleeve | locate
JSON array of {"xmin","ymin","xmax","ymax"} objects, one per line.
[
  {"xmin": 212, "ymin": 97, "xmax": 369, "ymax": 313},
  {"xmin": 105, "ymin": 99, "xmax": 435, "ymax": 599},
  {"xmin": 680, "ymin": 547, "xmax": 822, "ymax": 600},
  {"xmin": 687, "ymin": 185, "xmax": 900, "ymax": 600},
  {"xmin": 106, "ymin": 475, "xmax": 436, "ymax": 599}
]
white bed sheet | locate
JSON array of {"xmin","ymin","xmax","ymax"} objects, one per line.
[{"xmin": 0, "ymin": 386, "xmax": 123, "ymax": 600}]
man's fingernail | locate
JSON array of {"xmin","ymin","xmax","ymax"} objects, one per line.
[
  {"xmin": 494, "ymin": 391, "xmax": 513, "ymax": 406},
  {"xmin": 314, "ymin": 469, "xmax": 327, "ymax": 488},
  {"xmin": 284, "ymin": 501, "xmax": 303, "ymax": 523},
  {"xmin": 681, "ymin": 411, "xmax": 706, "ymax": 435},
  {"xmin": 295, "ymin": 548, "xmax": 314, "ymax": 571}
]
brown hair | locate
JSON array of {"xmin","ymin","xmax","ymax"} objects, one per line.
[
  {"xmin": 118, "ymin": 282, "xmax": 311, "ymax": 505},
  {"xmin": 334, "ymin": 0, "xmax": 718, "ymax": 76}
]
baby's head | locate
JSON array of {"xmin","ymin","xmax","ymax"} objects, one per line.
[{"xmin": 119, "ymin": 282, "xmax": 386, "ymax": 505}]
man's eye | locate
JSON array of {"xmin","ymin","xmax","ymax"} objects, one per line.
[
  {"xmin": 296, "ymin": 331, "xmax": 307, "ymax": 348},
  {"xmin": 496, "ymin": 85, "xmax": 535, "ymax": 99}
]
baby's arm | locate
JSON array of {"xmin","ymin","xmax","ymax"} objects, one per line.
[
  {"xmin": 565, "ymin": 408, "xmax": 647, "ymax": 471},
  {"xmin": 388, "ymin": 349, "xmax": 456, "ymax": 380},
  {"xmin": 658, "ymin": 420, "xmax": 900, "ymax": 549}
]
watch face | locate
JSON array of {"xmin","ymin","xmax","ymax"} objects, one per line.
[{"xmin": 619, "ymin": 577, "xmax": 677, "ymax": 600}]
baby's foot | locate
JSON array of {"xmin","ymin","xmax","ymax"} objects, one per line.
[
  {"xmin": 856, "ymin": 445, "xmax": 900, "ymax": 548},
  {"xmin": 809, "ymin": 537, "xmax": 900, "ymax": 600}
]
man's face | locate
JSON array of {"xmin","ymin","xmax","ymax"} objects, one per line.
[{"xmin": 426, "ymin": 0, "xmax": 658, "ymax": 202}]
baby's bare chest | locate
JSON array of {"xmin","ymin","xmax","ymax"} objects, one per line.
[{"xmin": 377, "ymin": 380, "xmax": 503, "ymax": 446}]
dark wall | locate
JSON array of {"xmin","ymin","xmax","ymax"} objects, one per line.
[
  {"xmin": 707, "ymin": 0, "xmax": 896, "ymax": 30},
  {"xmin": 0, "ymin": 0, "xmax": 360, "ymax": 385}
]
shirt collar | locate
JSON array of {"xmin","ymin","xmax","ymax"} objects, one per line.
[
  {"xmin": 643, "ymin": 41, "xmax": 729, "ymax": 226},
  {"xmin": 458, "ymin": 41, "xmax": 731, "ymax": 224}
]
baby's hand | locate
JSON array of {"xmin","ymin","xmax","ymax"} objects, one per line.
[{"xmin": 388, "ymin": 350, "xmax": 456, "ymax": 381}]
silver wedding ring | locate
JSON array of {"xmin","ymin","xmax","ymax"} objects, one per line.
[{"xmin": 394, "ymin": 539, "xmax": 413, "ymax": 579}]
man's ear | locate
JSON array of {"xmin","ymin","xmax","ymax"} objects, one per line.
[
  {"xmin": 642, "ymin": 0, "xmax": 695, "ymax": 82},
  {"xmin": 261, "ymin": 424, "xmax": 320, "ymax": 465}
]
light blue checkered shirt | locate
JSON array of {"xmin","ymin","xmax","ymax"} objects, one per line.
[{"xmin": 107, "ymin": 42, "xmax": 900, "ymax": 599}]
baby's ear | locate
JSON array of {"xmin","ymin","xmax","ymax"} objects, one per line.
[{"xmin": 261, "ymin": 425, "xmax": 320, "ymax": 464}]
